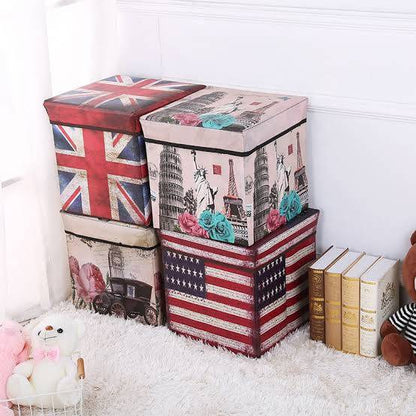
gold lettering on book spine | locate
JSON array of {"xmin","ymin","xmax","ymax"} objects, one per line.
[{"xmin": 309, "ymin": 269, "xmax": 325, "ymax": 341}]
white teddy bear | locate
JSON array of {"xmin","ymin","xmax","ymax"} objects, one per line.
[{"xmin": 7, "ymin": 315, "xmax": 85, "ymax": 409}]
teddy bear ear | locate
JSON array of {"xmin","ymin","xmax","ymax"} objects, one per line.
[
  {"xmin": 411, "ymin": 231, "xmax": 416, "ymax": 246},
  {"xmin": 76, "ymin": 320, "xmax": 86, "ymax": 339}
]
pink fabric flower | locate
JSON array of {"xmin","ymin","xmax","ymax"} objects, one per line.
[
  {"xmin": 178, "ymin": 212, "xmax": 209, "ymax": 238},
  {"xmin": 74, "ymin": 263, "xmax": 106, "ymax": 303},
  {"xmin": 172, "ymin": 113, "xmax": 201, "ymax": 126},
  {"xmin": 69, "ymin": 256, "xmax": 80, "ymax": 277},
  {"xmin": 266, "ymin": 209, "xmax": 286, "ymax": 232}
]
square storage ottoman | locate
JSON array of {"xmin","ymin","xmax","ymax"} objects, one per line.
[
  {"xmin": 44, "ymin": 75, "xmax": 204, "ymax": 226},
  {"xmin": 62, "ymin": 212, "xmax": 163, "ymax": 325},
  {"xmin": 141, "ymin": 86, "xmax": 308, "ymax": 245},
  {"xmin": 160, "ymin": 208, "xmax": 319, "ymax": 356}
]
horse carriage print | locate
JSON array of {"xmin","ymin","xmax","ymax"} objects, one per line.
[{"xmin": 93, "ymin": 277, "xmax": 159, "ymax": 325}]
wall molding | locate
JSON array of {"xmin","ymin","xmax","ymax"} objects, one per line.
[{"xmin": 118, "ymin": 0, "xmax": 416, "ymax": 33}]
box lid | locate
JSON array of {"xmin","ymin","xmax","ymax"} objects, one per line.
[
  {"xmin": 141, "ymin": 86, "xmax": 307, "ymax": 154},
  {"xmin": 44, "ymin": 75, "xmax": 205, "ymax": 134},
  {"xmin": 62, "ymin": 212, "xmax": 159, "ymax": 249}
]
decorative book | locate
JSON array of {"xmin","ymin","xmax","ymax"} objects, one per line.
[
  {"xmin": 324, "ymin": 251, "xmax": 363, "ymax": 350},
  {"xmin": 44, "ymin": 76, "xmax": 204, "ymax": 226},
  {"xmin": 141, "ymin": 86, "xmax": 308, "ymax": 246},
  {"xmin": 341, "ymin": 254, "xmax": 379, "ymax": 354},
  {"xmin": 308, "ymin": 247, "xmax": 348, "ymax": 342},
  {"xmin": 360, "ymin": 258, "xmax": 400, "ymax": 357}
]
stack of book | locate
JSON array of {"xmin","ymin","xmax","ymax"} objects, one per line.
[{"xmin": 309, "ymin": 247, "xmax": 400, "ymax": 357}]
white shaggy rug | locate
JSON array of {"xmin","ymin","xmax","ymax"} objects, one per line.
[{"xmin": 30, "ymin": 303, "xmax": 416, "ymax": 416}]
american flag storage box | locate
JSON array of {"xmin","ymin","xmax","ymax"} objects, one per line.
[
  {"xmin": 141, "ymin": 86, "xmax": 308, "ymax": 246},
  {"xmin": 62, "ymin": 212, "xmax": 163, "ymax": 325},
  {"xmin": 44, "ymin": 76, "xmax": 204, "ymax": 226},
  {"xmin": 160, "ymin": 208, "xmax": 319, "ymax": 357}
]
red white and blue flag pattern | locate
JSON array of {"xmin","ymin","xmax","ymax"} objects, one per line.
[
  {"xmin": 161, "ymin": 210, "xmax": 318, "ymax": 357},
  {"xmin": 44, "ymin": 76, "xmax": 205, "ymax": 133},
  {"xmin": 53, "ymin": 124, "xmax": 151, "ymax": 225}
]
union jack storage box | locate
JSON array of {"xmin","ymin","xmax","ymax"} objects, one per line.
[
  {"xmin": 141, "ymin": 86, "xmax": 308, "ymax": 246},
  {"xmin": 160, "ymin": 208, "xmax": 319, "ymax": 357},
  {"xmin": 44, "ymin": 76, "xmax": 205, "ymax": 226},
  {"xmin": 62, "ymin": 211, "xmax": 163, "ymax": 325}
]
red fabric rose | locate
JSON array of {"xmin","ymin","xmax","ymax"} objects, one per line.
[
  {"xmin": 172, "ymin": 113, "xmax": 201, "ymax": 126},
  {"xmin": 178, "ymin": 212, "xmax": 209, "ymax": 238},
  {"xmin": 74, "ymin": 263, "xmax": 106, "ymax": 303},
  {"xmin": 266, "ymin": 209, "xmax": 286, "ymax": 232}
]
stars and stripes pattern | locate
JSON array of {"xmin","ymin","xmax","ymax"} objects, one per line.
[
  {"xmin": 53, "ymin": 124, "xmax": 151, "ymax": 225},
  {"xmin": 44, "ymin": 76, "xmax": 205, "ymax": 134},
  {"xmin": 161, "ymin": 210, "xmax": 319, "ymax": 356}
]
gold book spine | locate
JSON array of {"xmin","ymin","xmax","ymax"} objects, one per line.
[
  {"xmin": 342, "ymin": 276, "xmax": 360, "ymax": 354},
  {"xmin": 309, "ymin": 268, "xmax": 325, "ymax": 342},
  {"xmin": 325, "ymin": 272, "xmax": 342, "ymax": 350}
]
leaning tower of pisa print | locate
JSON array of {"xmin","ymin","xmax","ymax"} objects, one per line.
[
  {"xmin": 159, "ymin": 145, "xmax": 185, "ymax": 231},
  {"xmin": 253, "ymin": 148, "xmax": 270, "ymax": 242}
]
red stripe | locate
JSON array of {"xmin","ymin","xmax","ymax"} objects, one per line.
[
  {"xmin": 205, "ymin": 262, "xmax": 253, "ymax": 278},
  {"xmin": 167, "ymin": 296, "xmax": 253, "ymax": 328},
  {"xmin": 285, "ymin": 234, "xmax": 315, "ymax": 258},
  {"xmin": 170, "ymin": 327, "xmax": 256, "ymax": 357},
  {"xmin": 260, "ymin": 305, "xmax": 308, "ymax": 344},
  {"xmin": 169, "ymin": 314, "xmax": 253, "ymax": 346},
  {"xmin": 257, "ymin": 220, "xmax": 317, "ymax": 261},
  {"xmin": 161, "ymin": 233, "xmax": 253, "ymax": 262},
  {"xmin": 115, "ymin": 75, "xmax": 123, "ymax": 83},
  {"xmin": 112, "ymin": 133, "xmax": 124, "ymax": 147},
  {"xmin": 56, "ymin": 153, "xmax": 86, "ymax": 170},
  {"xmin": 206, "ymin": 293, "xmax": 253, "ymax": 312},
  {"xmin": 58, "ymin": 125, "xmax": 77, "ymax": 151},
  {"xmin": 286, "ymin": 251, "xmax": 316, "ymax": 276},
  {"xmin": 286, "ymin": 273, "xmax": 308, "ymax": 292},
  {"xmin": 106, "ymin": 160, "xmax": 148, "ymax": 179},
  {"xmin": 116, "ymin": 182, "xmax": 146, "ymax": 223},
  {"xmin": 286, "ymin": 290, "xmax": 308, "ymax": 308},
  {"xmin": 82, "ymin": 129, "xmax": 112, "ymax": 218},
  {"xmin": 260, "ymin": 312, "xmax": 308, "ymax": 354},
  {"xmin": 259, "ymin": 302, "xmax": 286, "ymax": 326},
  {"xmin": 205, "ymin": 275, "xmax": 252, "ymax": 296},
  {"xmin": 62, "ymin": 186, "xmax": 81, "ymax": 210}
]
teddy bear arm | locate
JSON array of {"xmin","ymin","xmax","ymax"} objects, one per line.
[
  {"xmin": 388, "ymin": 304, "xmax": 414, "ymax": 333},
  {"xmin": 13, "ymin": 360, "xmax": 34, "ymax": 378}
]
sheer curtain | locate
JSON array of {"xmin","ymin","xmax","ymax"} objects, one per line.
[{"xmin": 0, "ymin": 0, "xmax": 117, "ymax": 321}]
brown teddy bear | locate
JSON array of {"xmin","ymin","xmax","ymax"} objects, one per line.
[{"xmin": 380, "ymin": 231, "xmax": 416, "ymax": 365}]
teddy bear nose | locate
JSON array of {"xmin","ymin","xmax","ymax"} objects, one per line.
[{"xmin": 45, "ymin": 325, "xmax": 53, "ymax": 331}]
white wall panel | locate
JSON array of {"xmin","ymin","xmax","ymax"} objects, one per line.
[{"xmin": 117, "ymin": 0, "xmax": 416, "ymax": 260}]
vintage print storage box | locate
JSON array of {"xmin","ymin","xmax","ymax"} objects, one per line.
[
  {"xmin": 160, "ymin": 208, "xmax": 319, "ymax": 357},
  {"xmin": 141, "ymin": 86, "xmax": 308, "ymax": 246},
  {"xmin": 44, "ymin": 76, "xmax": 204, "ymax": 226},
  {"xmin": 62, "ymin": 212, "xmax": 163, "ymax": 325}
]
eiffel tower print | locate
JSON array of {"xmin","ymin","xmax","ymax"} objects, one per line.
[
  {"xmin": 223, "ymin": 159, "xmax": 248, "ymax": 246},
  {"xmin": 293, "ymin": 132, "xmax": 308, "ymax": 206}
]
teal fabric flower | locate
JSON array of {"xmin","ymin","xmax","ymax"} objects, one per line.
[
  {"xmin": 198, "ymin": 211, "xmax": 235, "ymax": 243},
  {"xmin": 200, "ymin": 113, "xmax": 235, "ymax": 130},
  {"xmin": 279, "ymin": 191, "xmax": 302, "ymax": 222},
  {"xmin": 209, "ymin": 213, "xmax": 235, "ymax": 243},
  {"xmin": 198, "ymin": 210, "xmax": 219, "ymax": 231}
]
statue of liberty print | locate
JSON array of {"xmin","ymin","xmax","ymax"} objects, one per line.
[{"xmin": 191, "ymin": 150, "xmax": 218, "ymax": 218}]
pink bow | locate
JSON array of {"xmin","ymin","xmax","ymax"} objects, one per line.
[{"xmin": 33, "ymin": 347, "xmax": 60, "ymax": 363}]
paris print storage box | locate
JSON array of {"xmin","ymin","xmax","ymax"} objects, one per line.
[
  {"xmin": 62, "ymin": 211, "xmax": 163, "ymax": 325},
  {"xmin": 44, "ymin": 75, "xmax": 205, "ymax": 226},
  {"xmin": 160, "ymin": 209, "xmax": 319, "ymax": 357},
  {"xmin": 141, "ymin": 86, "xmax": 308, "ymax": 246}
]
